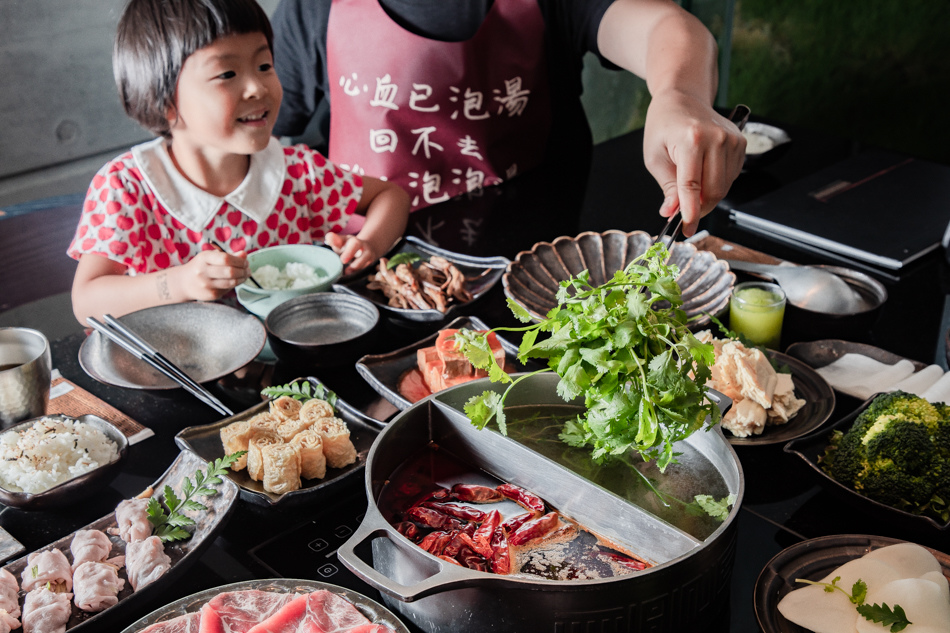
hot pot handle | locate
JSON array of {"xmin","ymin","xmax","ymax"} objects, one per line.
[{"xmin": 337, "ymin": 506, "xmax": 502, "ymax": 602}]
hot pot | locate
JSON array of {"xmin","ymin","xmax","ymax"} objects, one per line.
[{"xmin": 338, "ymin": 374, "xmax": 744, "ymax": 633}]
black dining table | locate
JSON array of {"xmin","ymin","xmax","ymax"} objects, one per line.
[{"xmin": 2, "ymin": 117, "xmax": 948, "ymax": 633}]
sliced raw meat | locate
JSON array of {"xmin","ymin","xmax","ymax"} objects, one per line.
[
  {"xmin": 398, "ymin": 368, "xmax": 431, "ymax": 403},
  {"xmin": 138, "ymin": 611, "xmax": 201, "ymax": 633},
  {"xmin": 201, "ymin": 590, "xmax": 297, "ymax": 633}
]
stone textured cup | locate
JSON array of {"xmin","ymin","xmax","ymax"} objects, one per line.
[{"xmin": 0, "ymin": 327, "xmax": 52, "ymax": 428}]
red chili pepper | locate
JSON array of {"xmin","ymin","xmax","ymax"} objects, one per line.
[
  {"xmin": 451, "ymin": 484, "xmax": 503, "ymax": 503},
  {"xmin": 395, "ymin": 521, "xmax": 420, "ymax": 541},
  {"xmin": 437, "ymin": 554, "xmax": 461, "ymax": 566},
  {"xmin": 407, "ymin": 506, "xmax": 464, "ymax": 531},
  {"xmin": 597, "ymin": 551, "xmax": 648, "ymax": 571},
  {"xmin": 500, "ymin": 511, "xmax": 534, "ymax": 535},
  {"xmin": 489, "ymin": 526, "xmax": 510, "ymax": 574},
  {"xmin": 508, "ymin": 511, "xmax": 560, "ymax": 546},
  {"xmin": 470, "ymin": 510, "xmax": 501, "ymax": 559},
  {"xmin": 456, "ymin": 546, "xmax": 489, "ymax": 572},
  {"xmin": 496, "ymin": 483, "xmax": 545, "ymax": 514},
  {"xmin": 418, "ymin": 531, "xmax": 452, "ymax": 555},
  {"xmin": 441, "ymin": 531, "xmax": 467, "ymax": 558},
  {"xmin": 421, "ymin": 501, "xmax": 486, "ymax": 523}
]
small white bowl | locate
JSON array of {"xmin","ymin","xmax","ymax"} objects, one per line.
[{"xmin": 236, "ymin": 244, "xmax": 344, "ymax": 318}]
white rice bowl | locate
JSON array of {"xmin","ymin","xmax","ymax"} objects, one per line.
[
  {"xmin": 253, "ymin": 262, "xmax": 325, "ymax": 290},
  {"xmin": 0, "ymin": 417, "xmax": 119, "ymax": 493}
]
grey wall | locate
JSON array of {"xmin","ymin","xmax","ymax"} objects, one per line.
[{"xmin": 0, "ymin": 0, "xmax": 279, "ymax": 208}]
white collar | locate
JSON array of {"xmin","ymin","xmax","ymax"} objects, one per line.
[{"xmin": 131, "ymin": 136, "xmax": 284, "ymax": 231}]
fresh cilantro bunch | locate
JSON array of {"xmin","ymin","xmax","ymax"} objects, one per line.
[{"xmin": 456, "ymin": 242, "xmax": 720, "ymax": 471}]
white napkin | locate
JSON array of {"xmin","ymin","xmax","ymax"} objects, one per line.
[
  {"xmin": 921, "ymin": 371, "xmax": 950, "ymax": 404},
  {"xmin": 816, "ymin": 354, "xmax": 918, "ymax": 400}
]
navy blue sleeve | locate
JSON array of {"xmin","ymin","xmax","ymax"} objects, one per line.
[{"xmin": 272, "ymin": 0, "xmax": 331, "ymax": 138}]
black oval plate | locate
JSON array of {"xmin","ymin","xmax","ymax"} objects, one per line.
[
  {"xmin": 785, "ymin": 339, "xmax": 928, "ymax": 375},
  {"xmin": 783, "ymin": 395, "xmax": 950, "ymax": 531},
  {"xmin": 1, "ymin": 450, "xmax": 238, "ymax": 633},
  {"xmin": 333, "ymin": 236, "xmax": 509, "ymax": 325},
  {"xmin": 175, "ymin": 376, "xmax": 382, "ymax": 508},
  {"xmin": 754, "ymin": 534, "xmax": 950, "ymax": 633},
  {"xmin": 725, "ymin": 351, "xmax": 836, "ymax": 447},
  {"xmin": 120, "ymin": 578, "xmax": 410, "ymax": 633},
  {"xmin": 355, "ymin": 315, "xmax": 542, "ymax": 411}
]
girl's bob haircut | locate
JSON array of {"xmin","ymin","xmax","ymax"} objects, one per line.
[{"xmin": 114, "ymin": 0, "xmax": 273, "ymax": 138}]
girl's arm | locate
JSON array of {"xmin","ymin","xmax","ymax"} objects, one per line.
[
  {"xmin": 71, "ymin": 251, "xmax": 250, "ymax": 325},
  {"xmin": 327, "ymin": 176, "xmax": 410, "ymax": 274}
]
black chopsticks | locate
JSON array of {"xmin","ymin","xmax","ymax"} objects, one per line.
[{"xmin": 87, "ymin": 315, "xmax": 234, "ymax": 417}]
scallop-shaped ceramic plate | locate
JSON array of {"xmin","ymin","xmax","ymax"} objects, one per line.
[
  {"xmin": 754, "ymin": 534, "xmax": 950, "ymax": 633},
  {"xmin": 79, "ymin": 302, "xmax": 266, "ymax": 390},
  {"xmin": 784, "ymin": 396, "xmax": 950, "ymax": 531},
  {"xmin": 1, "ymin": 449, "xmax": 239, "ymax": 633},
  {"xmin": 502, "ymin": 230, "xmax": 735, "ymax": 330},
  {"xmin": 120, "ymin": 578, "xmax": 410, "ymax": 633},
  {"xmin": 725, "ymin": 351, "xmax": 836, "ymax": 447},
  {"xmin": 355, "ymin": 315, "xmax": 543, "ymax": 411},
  {"xmin": 333, "ymin": 236, "xmax": 510, "ymax": 325},
  {"xmin": 0, "ymin": 413, "xmax": 129, "ymax": 510},
  {"xmin": 175, "ymin": 376, "xmax": 382, "ymax": 507}
]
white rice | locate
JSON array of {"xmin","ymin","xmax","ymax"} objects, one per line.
[
  {"xmin": 253, "ymin": 262, "xmax": 325, "ymax": 290},
  {"xmin": 0, "ymin": 417, "xmax": 119, "ymax": 493}
]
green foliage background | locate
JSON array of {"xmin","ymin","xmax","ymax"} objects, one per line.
[
  {"xmin": 582, "ymin": 0, "xmax": 949, "ymax": 165},
  {"xmin": 728, "ymin": 0, "xmax": 949, "ymax": 163}
]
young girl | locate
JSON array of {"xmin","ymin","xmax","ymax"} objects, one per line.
[{"xmin": 68, "ymin": 0, "xmax": 409, "ymax": 325}]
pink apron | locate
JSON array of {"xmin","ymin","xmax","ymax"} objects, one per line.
[{"xmin": 327, "ymin": 0, "xmax": 552, "ymax": 211}]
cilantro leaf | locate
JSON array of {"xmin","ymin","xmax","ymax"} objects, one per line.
[
  {"xmin": 856, "ymin": 603, "xmax": 911, "ymax": 632},
  {"xmin": 386, "ymin": 252, "xmax": 423, "ymax": 269},
  {"xmin": 146, "ymin": 451, "xmax": 245, "ymax": 543}
]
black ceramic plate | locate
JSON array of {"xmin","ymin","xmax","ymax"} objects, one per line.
[
  {"xmin": 79, "ymin": 302, "xmax": 266, "ymax": 390},
  {"xmin": 785, "ymin": 339, "xmax": 928, "ymax": 374},
  {"xmin": 754, "ymin": 534, "xmax": 950, "ymax": 633},
  {"xmin": 355, "ymin": 315, "xmax": 542, "ymax": 411},
  {"xmin": 0, "ymin": 413, "xmax": 129, "ymax": 510},
  {"xmin": 725, "ymin": 351, "xmax": 836, "ymax": 447},
  {"xmin": 333, "ymin": 236, "xmax": 509, "ymax": 324},
  {"xmin": 175, "ymin": 376, "xmax": 382, "ymax": 507},
  {"xmin": 502, "ymin": 230, "xmax": 735, "ymax": 330},
  {"xmin": 1, "ymin": 450, "xmax": 238, "ymax": 632},
  {"xmin": 119, "ymin": 578, "xmax": 410, "ymax": 633},
  {"xmin": 784, "ymin": 396, "xmax": 950, "ymax": 531}
]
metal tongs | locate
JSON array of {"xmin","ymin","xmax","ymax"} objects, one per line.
[
  {"xmin": 87, "ymin": 315, "xmax": 234, "ymax": 417},
  {"xmin": 652, "ymin": 104, "xmax": 752, "ymax": 247}
]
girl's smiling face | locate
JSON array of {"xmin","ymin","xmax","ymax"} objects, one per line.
[{"xmin": 167, "ymin": 32, "xmax": 282, "ymax": 160}]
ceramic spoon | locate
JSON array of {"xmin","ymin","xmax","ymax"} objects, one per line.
[{"xmin": 724, "ymin": 260, "xmax": 865, "ymax": 314}]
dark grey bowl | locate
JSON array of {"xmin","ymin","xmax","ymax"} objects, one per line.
[
  {"xmin": 782, "ymin": 265, "xmax": 888, "ymax": 342},
  {"xmin": 0, "ymin": 414, "xmax": 129, "ymax": 510},
  {"xmin": 265, "ymin": 292, "xmax": 380, "ymax": 367}
]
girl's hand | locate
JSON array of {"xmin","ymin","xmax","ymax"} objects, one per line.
[
  {"xmin": 325, "ymin": 233, "xmax": 378, "ymax": 274},
  {"xmin": 176, "ymin": 249, "xmax": 250, "ymax": 301}
]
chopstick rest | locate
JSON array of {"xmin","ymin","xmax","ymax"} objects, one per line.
[{"xmin": 87, "ymin": 316, "xmax": 234, "ymax": 417}]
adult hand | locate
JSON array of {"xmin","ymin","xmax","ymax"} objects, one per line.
[
  {"xmin": 176, "ymin": 248, "xmax": 250, "ymax": 301},
  {"xmin": 643, "ymin": 90, "xmax": 746, "ymax": 237}
]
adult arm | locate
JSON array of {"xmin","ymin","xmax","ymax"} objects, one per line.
[{"xmin": 597, "ymin": 0, "xmax": 745, "ymax": 236}]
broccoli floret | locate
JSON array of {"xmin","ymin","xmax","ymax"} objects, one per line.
[{"xmin": 821, "ymin": 391, "xmax": 950, "ymax": 523}]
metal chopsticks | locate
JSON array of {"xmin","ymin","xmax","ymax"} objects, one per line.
[
  {"xmin": 87, "ymin": 315, "xmax": 234, "ymax": 417},
  {"xmin": 651, "ymin": 104, "xmax": 752, "ymax": 248},
  {"xmin": 209, "ymin": 240, "xmax": 263, "ymax": 289}
]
